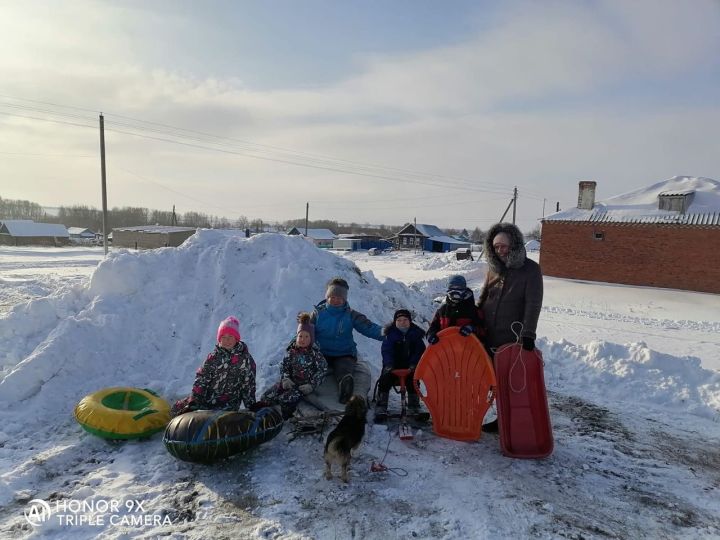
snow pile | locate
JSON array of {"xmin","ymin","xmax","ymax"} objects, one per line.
[
  {"xmin": 544, "ymin": 339, "xmax": 720, "ymax": 420},
  {"xmin": 0, "ymin": 232, "xmax": 433, "ymax": 423}
]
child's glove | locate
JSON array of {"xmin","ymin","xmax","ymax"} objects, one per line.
[
  {"xmin": 522, "ymin": 337, "xmax": 535, "ymax": 351},
  {"xmin": 281, "ymin": 378, "xmax": 294, "ymax": 390},
  {"xmin": 427, "ymin": 334, "xmax": 439, "ymax": 345},
  {"xmin": 298, "ymin": 384, "xmax": 313, "ymax": 395},
  {"xmin": 459, "ymin": 325, "xmax": 474, "ymax": 337}
]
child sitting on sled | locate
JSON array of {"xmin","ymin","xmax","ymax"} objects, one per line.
[
  {"xmin": 374, "ymin": 309, "xmax": 426, "ymax": 422},
  {"xmin": 426, "ymin": 274, "xmax": 484, "ymax": 344},
  {"xmin": 261, "ymin": 313, "xmax": 328, "ymax": 419},
  {"xmin": 170, "ymin": 316, "xmax": 257, "ymax": 417}
]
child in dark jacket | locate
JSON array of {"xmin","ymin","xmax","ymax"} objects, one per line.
[
  {"xmin": 426, "ymin": 274, "xmax": 484, "ymax": 344},
  {"xmin": 171, "ymin": 316, "xmax": 256, "ymax": 417},
  {"xmin": 375, "ymin": 309, "xmax": 426, "ymax": 422},
  {"xmin": 261, "ymin": 313, "xmax": 328, "ymax": 419}
]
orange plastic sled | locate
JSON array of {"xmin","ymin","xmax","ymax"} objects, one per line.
[
  {"xmin": 494, "ymin": 343, "xmax": 553, "ymax": 458},
  {"xmin": 413, "ymin": 327, "xmax": 496, "ymax": 441}
]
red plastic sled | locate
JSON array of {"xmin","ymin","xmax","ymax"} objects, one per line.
[
  {"xmin": 413, "ymin": 327, "xmax": 496, "ymax": 442},
  {"xmin": 494, "ymin": 343, "xmax": 553, "ymax": 458}
]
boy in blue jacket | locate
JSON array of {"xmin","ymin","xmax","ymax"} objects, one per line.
[
  {"xmin": 311, "ymin": 277, "xmax": 383, "ymax": 403},
  {"xmin": 375, "ymin": 309, "xmax": 426, "ymax": 422}
]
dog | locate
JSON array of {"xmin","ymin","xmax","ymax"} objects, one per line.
[{"xmin": 324, "ymin": 395, "xmax": 368, "ymax": 483}]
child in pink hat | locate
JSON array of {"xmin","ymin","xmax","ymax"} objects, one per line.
[{"xmin": 171, "ymin": 316, "xmax": 257, "ymax": 417}]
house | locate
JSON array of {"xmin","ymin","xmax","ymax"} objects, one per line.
[
  {"xmin": 0, "ymin": 220, "xmax": 70, "ymax": 246},
  {"xmin": 112, "ymin": 225, "xmax": 197, "ymax": 249},
  {"xmin": 540, "ymin": 176, "xmax": 720, "ymax": 294},
  {"xmin": 67, "ymin": 227, "xmax": 99, "ymax": 244},
  {"xmin": 393, "ymin": 223, "xmax": 471, "ymax": 252},
  {"xmin": 332, "ymin": 234, "xmax": 392, "ymax": 251},
  {"xmin": 286, "ymin": 227, "xmax": 337, "ymax": 249}
]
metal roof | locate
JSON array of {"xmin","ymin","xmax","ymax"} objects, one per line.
[{"xmin": 0, "ymin": 220, "xmax": 69, "ymax": 237}]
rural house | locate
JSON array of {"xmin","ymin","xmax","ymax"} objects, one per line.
[
  {"xmin": 540, "ymin": 176, "xmax": 720, "ymax": 294},
  {"xmin": 112, "ymin": 225, "xmax": 197, "ymax": 249},
  {"xmin": 286, "ymin": 227, "xmax": 337, "ymax": 249},
  {"xmin": 393, "ymin": 223, "xmax": 471, "ymax": 252},
  {"xmin": 0, "ymin": 220, "xmax": 70, "ymax": 246}
]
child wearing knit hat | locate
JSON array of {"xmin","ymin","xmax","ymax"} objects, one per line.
[
  {"xmin": 374, "ymin": 309, "xmax": 427, "ymax": 422},
  {"xmin": 311, "ymin": 277, "xmax": 384, "ymax": 404},
  {"xmin": 260, "ymin": 312, "xmax": 328, "ymax": 419},
  {"xmin": 426, "ymin": 274, "xmax": 484, "ymax": 345},
  {"xmin": 170, "ymin": 316, "xmax": 257, "ymax": 417}
]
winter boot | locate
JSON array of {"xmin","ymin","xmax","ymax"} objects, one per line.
[
  {"xmin": 482, "ymin": 419, "xmax": 499, "ymax": 433},
  {"xmin": 407, "ymin": 394, "xmax": 421, "ymax": 416},
  {"xmin": 374, "ymin": 392, "xmax": 389, "ymax": 423},
  {"xmin": 338, "ymin": 374, "xmax": 354, "ymax": 404}
]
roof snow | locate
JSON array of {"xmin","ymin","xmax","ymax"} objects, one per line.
[
  {"xmin": 545, "ymin": 176, "xmax": 720, "ymax": 225},
  {"xmin": 290, "ymin": 228, "xmax": 337, "ymax": 240},
  {"xmin": 112, "ymin": 225, "xmax": 197, "ymax": 233},
  {"xmin": 0, "ymin": 220, "xmax": 69, "ymax": 237},
  {"xmin": 413, "ymin": 224, "xmax": 470, "ymax": 245}
]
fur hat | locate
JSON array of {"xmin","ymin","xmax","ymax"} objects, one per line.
[
  {"xmin": 325, "ymin": 277, "xmax": 349, "ymax": 301},
  {"xmin": 296, "ymin": 312, "xmax": 315, "ymax": 344},
  {"xmin": 393, "ymin": 309, "xmax": 412, "ymax": 322},
  {"xmin": 447, "ymin": 274, "xmax": 467, "ymax": 290},
  {"xmin": 217, "ymin": 316, "xmax": 241, "ymax": 342}
]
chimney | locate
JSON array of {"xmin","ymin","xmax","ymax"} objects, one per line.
[{"xmin": 577, "ymin": 181, "xmax": 596, "ymax": 210}]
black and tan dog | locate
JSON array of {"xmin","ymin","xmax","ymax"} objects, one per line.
[{"xmin": 324, "ymin": 395, "xmax": 368, "ymax": 483}]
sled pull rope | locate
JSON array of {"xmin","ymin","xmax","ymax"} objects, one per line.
[
  {"xmin": 370, "ymin": 431, "xmax": 408, "ymax": 477},
  {"xmin": 506, "ymin": 322, "xmax": 528, "ymax": 393}
]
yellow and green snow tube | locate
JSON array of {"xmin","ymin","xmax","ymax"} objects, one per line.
[{"xmin": 74, "ymin": 387, "xmax": 170, "ymax": 440}]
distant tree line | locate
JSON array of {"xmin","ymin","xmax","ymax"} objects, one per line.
[{"xmin": 0, "ymin": 196, "xmax": 541, "ymax": 240}]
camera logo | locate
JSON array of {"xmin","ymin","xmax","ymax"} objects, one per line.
[{"xmin": 24, "ymin": 499, "xmax": 51, "ymax": 527}]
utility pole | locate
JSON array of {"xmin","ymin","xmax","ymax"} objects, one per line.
[
  {"xmin": 512, "ymin": 186, "xmax": 518, "ymax": 225},
  {"xmin": 99, "ymin": 113, "xmax": 108, "ymax": 256},
  {"xmin": 414, "ymin": 217, "xmax": 418, "ymax": 253},
  {"xmin": 305, "ymin": 202, "xmax": 309, "ymax": 236},
  {"xmin": 556, "ymin": 201, "xmax": 560, "ymax": 212},
  {"xmin": 171, "ymin": 205, "xmax": 177, "ymax": 226}
]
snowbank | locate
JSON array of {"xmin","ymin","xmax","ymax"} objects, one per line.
[{"xmin": 0, "ymin": 232, "xmax": 433, "ymax": 420}]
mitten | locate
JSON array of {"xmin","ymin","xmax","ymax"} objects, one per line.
[
  {"xmin": 427, "ymin": 334, "xmax": 439, "ymax": 345},
  {"xmin": 459, "ymin": 325, "xmax": 474, "ymax": 337},
  {"xmin": 381, "ymin": 365, "xmax": 393, "ymax": 375},
  {"xmin": 522, "ymin": 337, "xmax": 535, "ymax": 351},
  {"xmin": 298, "ymin": 384, "xmax": 313, "ymax": 395},
  {"xmin": 281, "ymin": 378, "xmax": 294, "ymax": 390}
]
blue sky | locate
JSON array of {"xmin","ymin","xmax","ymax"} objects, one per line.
[{"xmin": 0, "ymin": 0, "xmax": 718, "ymax": 231}]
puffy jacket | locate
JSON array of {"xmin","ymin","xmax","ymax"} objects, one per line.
[
  {"xmin": 427, "ymin": 293, "xmax": 484, "ymax": 340},
  {"xmin": 311, "ymin": 300, "xmax": 383, "ymax": 357},
  {"xmin": 381, "ymin": 323, "xmax": 426, "ymax": 369},
  {"xmin": 281, "ymin": 340, "xmax": 328, "ymax": 389},
  {"xmin": 191, "ymin": 342, "xmax": 256, "ymax": 410},
  {"xmin": 479, "ymin": 222, "xmax": 543, "ymax": 349}
]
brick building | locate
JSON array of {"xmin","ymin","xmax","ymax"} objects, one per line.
[{"xmin": 540, "ymin": 176, "xmax": 720, "ymax": 294}]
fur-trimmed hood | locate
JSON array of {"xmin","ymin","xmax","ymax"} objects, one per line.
[{"xmin": 484, "ymin": 222, "xmax": 527, "ymax": 274}]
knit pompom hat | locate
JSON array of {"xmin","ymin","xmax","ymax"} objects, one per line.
[
  {"xmin": 325, "ymin": 277, "xmax": 349, "ymax": 301},
  {"xmin": 393, "ymin": 309, "xmax": 412, "ymax": 322},
  {"xmin": 217, "ymin": 316, "xmax": 241, "ymax": 342},
  {"xmin": 296, "ymin": 312, "xmax": 315, "ymax": 344}
]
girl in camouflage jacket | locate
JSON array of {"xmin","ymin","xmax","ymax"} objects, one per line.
[
  {"xmin": 261, "ymin": 313, "xmax": 327, "ymax": 419},
  {"xmin": 171, "ymin": 316, "xmax": 256, "ymax": 417}
]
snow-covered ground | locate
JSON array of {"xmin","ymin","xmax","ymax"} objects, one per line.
[{"xmin": 1, "ymin": 236, "xmax": 719, "ymax": 539}]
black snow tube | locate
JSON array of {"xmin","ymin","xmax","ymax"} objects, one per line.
[{"xmin": 163, "ymin": 407, "xmax": 284, "ymax": 463}]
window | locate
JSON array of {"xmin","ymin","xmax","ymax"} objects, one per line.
[{"xmin": 594, "ymin": 231, "xmax": 604, "ymax": 241}]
